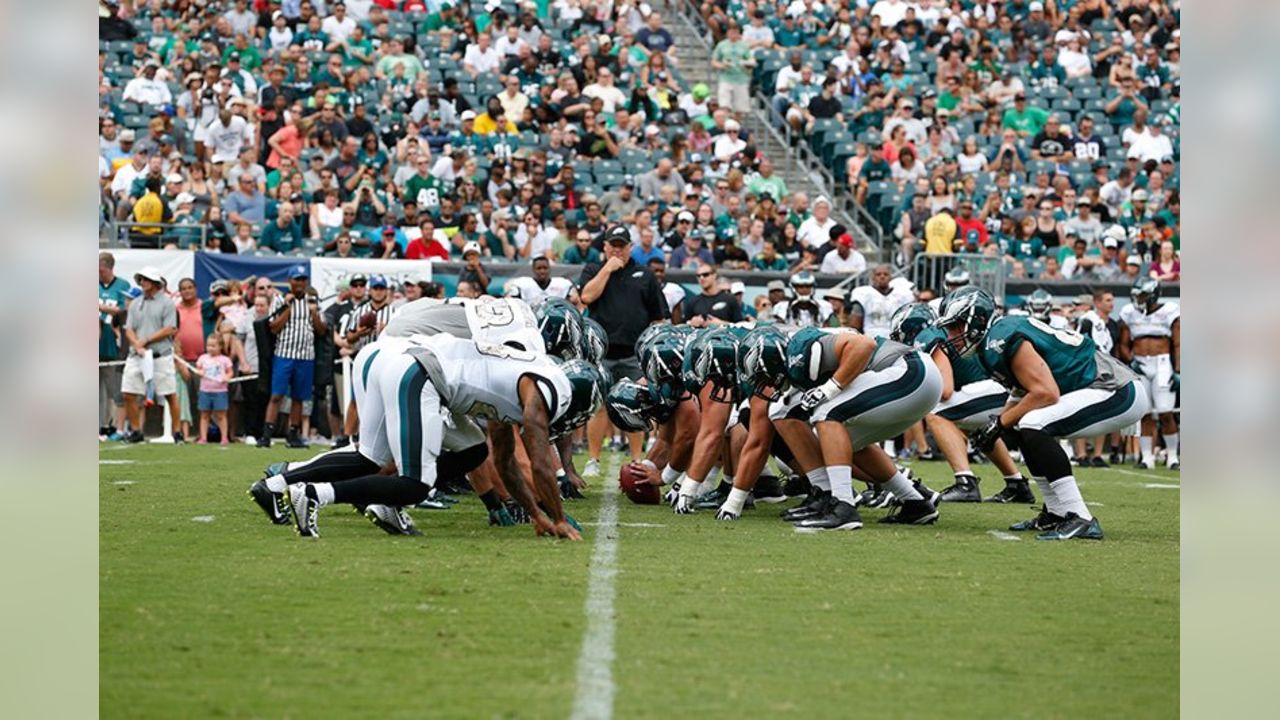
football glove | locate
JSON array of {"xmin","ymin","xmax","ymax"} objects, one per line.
[
  {"xmin": 536, "ymin": 502, "xmax": 582, "ymax": 532},
  {"xmin": 559, "ymin": 474, "xmax": 585, "ymax": 500},
  {"xmin": 799, "ymin": 378, "xmax": 843, "ymax": 412},
  {"xmin": 1129, "ymin": 360, "xmax": 1147, "ymax": 377},
  {"xmin": 673, "ymin": 493, "xmax": 696, "ymax": 514},
  {"xmin": 504, "ymin": 497, "xmax": 529, "ymax": 524},
  {"xmin": 663, "ymin": 481, "xmax": 681, "ymax": 506},
  {"xmin": 972, "ymin": 417, "xmax": 1007, "ymax": 454},
  {"xmin": 1169, "ymin": 371, "xmax": 1180, "ymax": 393},
  {"xmin": 714, "ymin": 506, "xmax": 740, "ymax": 521},
  {"xmin": 488, "ymin": 506, "xmax": 515, "ymax": 527}
]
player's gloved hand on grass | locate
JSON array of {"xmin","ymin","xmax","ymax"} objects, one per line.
[
  {"xmin": 504, "ymin": 498, "xmax": 529, "ymax": 524},
  {"xmin": 488, "ymin": 506, "xmax": 515, "ymax": 527},
  {"xmin": 799, "ymin": 378, "xmax": 842, "ymax": 412},
  {"xmin": 1169, "ymin": 372, "xmax": 1180, "ymax": 393},
  {"xmin": 714, "ymin": 506, "xmax": 739, "ymax": 521},
  {"xmin": 663, "ymin": 481, "xmax": 681, "ymax": 506},
  {"xmin": 972, "ymin": 417, "xmax": 1007, "ymax": 454},
  {"xmin": 537, "ymin": 502, "xmax": 581, "ymax": 532},
  {"xmin": 559, "ymin": 474, "xmax": 585, "ymax": 500},
  {"xmin": 673, "ymin": 484, "xmax": 697, "ymax": 514}
]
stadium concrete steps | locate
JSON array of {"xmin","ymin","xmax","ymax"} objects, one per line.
[{"xmin": 667, "ymin": 9, "xmax": 878, "ymax": 264}]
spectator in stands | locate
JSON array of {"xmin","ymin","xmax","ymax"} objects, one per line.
[
  {"xmin": 798, "ymin": 196, "xmax": 836, "ymax": 251},
  {"xmin": 1002, "ymin": 92, "xmax": 1048, "ymax": 138},
  {"xmin": 631, "ymin": 227, "xmax": 667, "ymax": 266},
  {"xmin": 405, "ymin": 217, "xmax": 450, "ymax": 259},
  {"xmin": 684, "ymin": 265, "xmax": 743, "ymax": 327},
  {"xmin": 131, "ymin": 176, "xmax": 172, "ymax": 248},
  {"xmin": 123, "ymin": 61, "xmax": 172, "ymax": 107},
  {"xmin": 636, "ymin": 158, "xmax": 685, "ymax": 200},
  {"xmin": 669, "ymin": 229, "xmax": 715, "ymax": 270},
  {"xmin": 712, "ymin": 24, "xmax": 754, "ymax": 117},
  {"xmin": 820, "ymin": 233, "xmax": 867, "ymax": 275},
  {"xmin": 924, "ymin": 205, "xmax": 958, "ymax": 255},
  {"xmin": 1150, "ymin": 240, "xmax": 1180, "ymax": 281},
  {"xmin": 564, "ymin": 229, "xmax": 602, "ymax": 265},
  {"xmin": 224, "ymin": 174, "xmax": 267, "ymax": 226},
  {"xmin": 120, "ymin": 267, "xmax": 181, "ymax": 443}
]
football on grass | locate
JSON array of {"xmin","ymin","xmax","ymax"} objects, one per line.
[{"xmin": 619, "ymin": 463, "xmax": 661, "ymax": 505}]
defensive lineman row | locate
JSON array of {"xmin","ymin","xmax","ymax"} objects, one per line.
[{"xmin": 606, "ymin": 283, "xmax": 1155, "ymax": 540}]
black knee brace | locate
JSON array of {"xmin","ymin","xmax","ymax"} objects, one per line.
[
  {"xmin": 1017, "ymin": 428, "xmax": 1072, "ymax": 480},
  {"xmin": 437, "ymin": 442, "xmax": 490, "ymax": 482}
]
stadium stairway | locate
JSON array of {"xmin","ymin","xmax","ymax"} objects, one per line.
[{"xmin": 668, "ymin": 5, "xmax": 881, "ymax": 267}]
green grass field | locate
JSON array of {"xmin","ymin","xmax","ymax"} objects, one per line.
[{"xmin": 100, "ymin": 443, "xmax": 1178, "ymax": 719}]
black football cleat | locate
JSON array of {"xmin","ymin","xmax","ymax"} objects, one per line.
[
  {"xmin": 247, "ymin": 479, "xmax": 291, "ymax": 525},
  {"xmin": 794, "ymin": 500, "xmax": 863, "ymax": 531},
  {"xmin": 912, "ymin": 480, "xmax": 941, "ymax": 506},
  {"xmin": 782, "ymin": 474, "xmax": 811, "ymax": 498},
  {"xmin": 752, "ymin": 475, "xmax": 788, "ymax": 504},
  {"xmin": 856, "ymin": 486, "xmax": 894, "ymax": 509},
  {"xmin": 288, "ymin": 484, "xmax": 320, "ymax": 538},
  {"xmin": 1009, "ymin": 506, "xmax": 1066, "ymax": 532},
  {"xmin": 985, "ymin": 481, "xmax": 1037, "ymax": 504},
  {"xmin": 1036, "ymin": 512, "xmax": 1103, "ymax": 541},
  {"xmin": 879, "ymin": 499, "xmax": 940, "ymax": 525},
  {"xmin": 695, "ymin": 481, "xmax": 733, "ymax": 510},
  {"xmin": 781, "ymin": 489, "xmax": 829, "ymax": 522},
  {"xmin": 939, "ymin": 474, "xmax": 982, "ymax": 503},
  {"xmin": 1088, "ymin": 456, "xmax": 1110, "ymax": 468}
]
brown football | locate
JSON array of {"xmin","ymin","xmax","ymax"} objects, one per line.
[
  {"xmin": 358, "ymin": 312, "xmax": 378, "ymax": 329},
  {"xmin": 619, "ymin": 462, "xmax": 662, "ymax": 505}
]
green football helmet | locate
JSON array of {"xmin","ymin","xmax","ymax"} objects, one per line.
[
  {"xmin": 943, "ymin": 266, "xmax": 971, "ymax": 292},
  {"xmin": 643, "ymin": 329, "xmax": 692, "ymax": 404},
  {"xmin": 605, "ymin": 379, "xmax": 673, "ymax": 432},
  {"xmin": 536, "ymin": 300, "xmax": 584, "ymax": 360},
  {"xmin": 636, "ymin": 322, "xmax": 673, "ymax": 361},
  {"xmin": 683, "ymin": 327, "xmax": 743, "ymax": 403},
  {"xmin": 889, "ymin": 302, "xmax": 938, "ymax": 345},
  {"xmin": 936, "ymin": 286, "xmax": 997, "ymax": 360},
  {"xmin": 739, "ymin": 324, "xmax": 790, "ymax": 400},
  {"xmin": 784, "ymin": 326, "xmax": 832, "ymax": 390},
  {"xmin": 580, "ymin": 317, "xmax": 608, "ymax": 365},
  {"xmin": 1025, "ymin": 288, "xmax": 1053, "ymax": 320},
  {"xmin": 549, "ymin": 359, "xmax": 605, "ymax": 439},
  {"xmin": 1131, "ymin": 277, "xmax": 1160, "ymax": 310}
]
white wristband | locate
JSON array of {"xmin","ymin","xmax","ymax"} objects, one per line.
[
  {"xmin": 819, "ymin": 378, "xmax": 843, "ymax": 399},
  {"xmin": 660, "ymin": 465, "xmax": 681, "ymax": 486}
]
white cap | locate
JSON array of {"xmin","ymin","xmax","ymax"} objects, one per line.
[
  {"xmin": 462, "ymin": 240, "xmax": 482, "ymax": 256},
  {"xmin": 134, "ymin": 266, "xmax": 165, "ymax": 284},
  {"xmin": 166, "ymin": 173, "xmax": 184, "ymax": 184},
  {"xmin": 1029, "ymin": 1, "xmax": 1044, "ymax": 11},
  {"xmin": 730, "ymin": 281, "xmax": 745, "ymax": 294},
  {"xmin": 645, "ymin": 124, "xmax": 661, "ymax": 136},
  {"xmin": 1126, "ymin": 255, "xmax": 1141, "ymax": 265},
  {"xmin": 1103, "ymin": 225, "xmax": 1127, "ymax": 243},
  {"xmin": 813, "ymin": 195, "xmax": 831, "ymax": 208},
  {"xmin": 725, "ymin": 119, "xmax": 740, "ymax": 131},
  {"xmin": 174, "ymin": 192, "xmax": 195, "ymax": 205},
  {"xmin": 676, "ymin": 209, "xmax": 695, "ymax": 223},
  {"xmin": 460, "ymin": 110, "xmax": 477, "ymax": 121}
]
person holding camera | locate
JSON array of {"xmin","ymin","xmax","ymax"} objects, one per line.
[{"xmin": 259, "ymin": 265, "xmax": 327, "ymax": 449}]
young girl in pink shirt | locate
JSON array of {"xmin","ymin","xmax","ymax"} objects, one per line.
[{"xmin": 193, "ymin": 335, "xmax": 233, "ymax": 445}]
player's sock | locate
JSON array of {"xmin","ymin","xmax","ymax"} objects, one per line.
[
  {"xmin": 722, "ymin": 487, "xmax": 750, "ymax": 515},
  {"xmin": 720, "ymin": 475, "xmax": 735, "ymax": 493},
  {"xmin": 883, "ymin": 440, "xmax": 897, "ymax": 456},
  {"xmin": 677, "ymin": 478, "xmax": 703, "ymax": 502},
  {"xmin": 661, "ymin": 465, "xmax": 682, "ymax": 486},
  {"xmin": 304, "ymin": 482, "xmax": 335, "ymax": 508},
  {"xmin": 280, "ymin": 450, "xmax": 381, "ymax": 486},
  {"xmin": 704, "ymin": 466, "xmax": 722, "ymax": 489},
  {"xmin": 806, "ymin": 467, "xmax": 831, "ymax": 491},
  {"xmin": 1139, "ymin": 436, "xmax": 1155, "ymax": 465},
  {"xmin": 1049, "ymin": 476, "xmax": 1092, "ymax": 520},
  {"xmin": 1033, "ymin": 477, "xmax": 1059, "ymax": 514},
  {"xmin": 1162, "ymin": 433, "xmax": 1179, "ymax": 464},
  {"xmin": 885, "ymin": 470, "xmax": 923, "ymax": 502},
  {"xmin": 265, "ymin": 474, "xmax": 287, "ymax": 493},
  {"xmin": 1003, "ymin": 473, "xmax": 1026, "ymax": 483},
  {"xmin": 479, "ymin": 488, "xmax": 503, "ymax": 512},
  {"xmin": 828, "ymin": 465, "xmax": 856, "ymax": 505},
  {"xmin": 331, "ymin": 474, "xmax": 433, "ymax": 507}
]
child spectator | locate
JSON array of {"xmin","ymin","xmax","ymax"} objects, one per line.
[{"xmin": 193, "ymin": 335, "xmax": 233, "ymax": 445}]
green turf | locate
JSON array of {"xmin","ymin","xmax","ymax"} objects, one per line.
[{"xmin": 100, "ymin": 444, "xmax": 1178, "ymax": 718}]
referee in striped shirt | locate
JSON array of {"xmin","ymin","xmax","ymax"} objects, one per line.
[
  {"xmin": 337, "ymin": 274, "xmax": 396, "ymax": 441},
  {"xmin": 260, "ymin": 264, "xmax": 327, "ymax": 448}
]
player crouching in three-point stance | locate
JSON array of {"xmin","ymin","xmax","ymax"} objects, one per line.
[
  {"xmin": 937, "ymin": 288, "xmax": 1150, "ymax": 540},
  {"xmin": 779, "ymin": 326, "xmax": 944, "ymax": 530}
]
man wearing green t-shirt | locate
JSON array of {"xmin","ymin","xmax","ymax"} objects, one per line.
[
  {"xmin": 402, "ymin": 157, "xmax": 446, "ymax": 210},
  {"xmin": 711, "ymin": 23, "xmax": 755, "ymax": 116},
  {"xmin": 99, "ymin": 252, "xmax": 133, "ymax": 438},
  {"xmin": 746, "ymin": 158, "xmax": 788, "ymax": 199},
  {"xmin": 1001, "ymin": 93, "xmax": 1048, "ymax": 138}
]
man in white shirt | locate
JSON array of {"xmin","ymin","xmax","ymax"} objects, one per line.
[
  {"xmin": 122, "ymin": 62, "xmax": 173, "ymax": 107},
  {"xmin": 583, "ymin": 68, "xmax": 628, "ymax": 114},
  {"xmin": 882, "ymin": 99, "xmax": 927, "ymax": 146},
  {"xmin": 819, "ymin": 233, "xmax": 867, "ymax": 275},
  {"xmin": 797, "ymin": 196, "xmax": 837, "ymax": 250},
  {"xmin": 711, "ymin": 119, "xmax": 747, "ymax": 161},
  {"xmin": 204, "ymin": 107, "xmax": 253, "ymax": 164},
  {"xmin": 463, "ymin": 32, "xmax": 501, "ymax": 78},
  {"xmin": 494, "ymin": 25, "xmax": 528, "ymax": 60},
  {"xmin": 223, "ymin": 0, "xmax": 258, "ymax": 37},
  {"xmin": 110, "ymin": 144, "xmax": 148, "ymax": 200},
  {"xmin": 1126, "ymin": 119, "xmax": 1174, "ymax": 164},
  {"xmin": 870, "ymin": 0, "xmax": 910, "ymax": 28},
  {"xmin": 321, "ymin": 3, "xmax": 358, "ymax": 44},
  {"xmin": 504, "ymin": 256, "xmax": 575, "ymax": 304}
]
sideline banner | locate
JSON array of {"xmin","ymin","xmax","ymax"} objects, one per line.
[
  {"xmin": 309, "ymin": 258, "xmax": 433, "ymax": 306},
  {"xmin": 105, "ymin": 249, "xmax": 194, "ymax": 292},
  {"xmin": 193, "ymin": 253, "xmax": 300, "ymax": 299}
]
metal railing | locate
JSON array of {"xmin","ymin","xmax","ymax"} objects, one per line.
[
  {"xmin": 911, "ymin": 253, "xmax": 1007, "ymax": 300},
  {"xmin": 108, "ymin": 222, "xmax": 209, "ymax": 249}
]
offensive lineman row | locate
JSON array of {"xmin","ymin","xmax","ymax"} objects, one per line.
[
  {"xmin": 246, "ymin": 294, "xmax": 611, "ymax": 540},
  {"xmin": 606, "ymin": 283, "xmax": 1152, "ymax": 540}
]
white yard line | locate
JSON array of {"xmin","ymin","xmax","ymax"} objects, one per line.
[
  {"xmin": 570, "ymin": 455, "xmax": 622, "ymax": 720},
  {"xmin": 1142, "ymin": 483, "xmax": 1180, "ymax": 490},
  {"xmin": 987, "ymin": 530, "xmax": 1023, "ymax": 542},
  {"xmin": 1110, "ymin": 468, "xmax": 1178, "ymax": 482},
  {"xmin": 99, "ymin": 460, "xmax": 135, "ymax": 465}
]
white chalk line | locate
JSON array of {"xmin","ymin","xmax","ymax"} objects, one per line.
[
  {"xmin": 191, "ymin": 515, "xmax": 215, "ymax": 523},
  {"xmin": 570, "ymin": 454, "xmax": 622, "ymax": 720},
  {"xmin": 1142, "ymin": 483, "xmax": 1180, "ymax": 490},
  {"xmin": 99, "ymin": 459, "xmax": 135, "ymax": 465},
  {"xmin": 582, "ymin": 522, "xmax": 666, "ymax": 528},
  {"xmin": 1110, "ymin": 468, "xmax": 1178, "ymax": 482},
  {"xmin": 987, "ymin": 530, "xmax": 1023, "ymax": 542}
]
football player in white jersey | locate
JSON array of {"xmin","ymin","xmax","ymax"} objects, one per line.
[
  {"xmin": 503, "ymin": 256, "xmax": 577, "ymax": 305},
  {"xmin": 1117, "ymin": 278, "xmax": 1180, "ymax": 469},
  {"xmin": 926, "ymin": 266, "xmax": 972, "ymax": 314},
  {"xmin": 1074, "ymin": 290, "xmax": 1119, "ymax": 467},
  {"xmin": 771, "ymin": 271, "xmax": 832, "ymax": 328},
  {"xmin": 847, "ymin": 264, "xmax": 913, "ymax": 338},
  {"xmin": 1025, "ymin": 289, "xmax": 1071, "ymax": 331},
  {"xmin": 281, "ymin": 334, "xmax": 599, "ymax": 540}
]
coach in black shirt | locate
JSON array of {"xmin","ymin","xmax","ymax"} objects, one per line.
[
  {"xmin": 682, "ymin": 265, "xmax": 743, "ymax": 327},
  {"xmin": 577, "ymin": 224, "xmax": 665, "ymax": 463}
]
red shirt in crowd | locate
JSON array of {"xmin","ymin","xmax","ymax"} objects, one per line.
[{"xmin": 404, "ymin": 236, "xmax": 450, "ymax": 260}]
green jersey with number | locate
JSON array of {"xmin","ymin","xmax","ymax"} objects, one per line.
[
  {"xmin": 403, "ymin": 174, "xmax": 446, "ymax": 208},
  {"xmin": 978, "ymin": 316, "xmax": 1097, "ymax": 393},
  {"xmin": 916, "ymin": 327, "xmax": 988, "ymax": 387}
]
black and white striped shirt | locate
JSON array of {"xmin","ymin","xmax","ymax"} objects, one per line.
[
  {"xmin": 272, "ymin": 294, "xmax": 318, "ymax": 360},
  {"xmin": 342, "ymin": 300, "xmax": 396, "ymax": 353}
]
